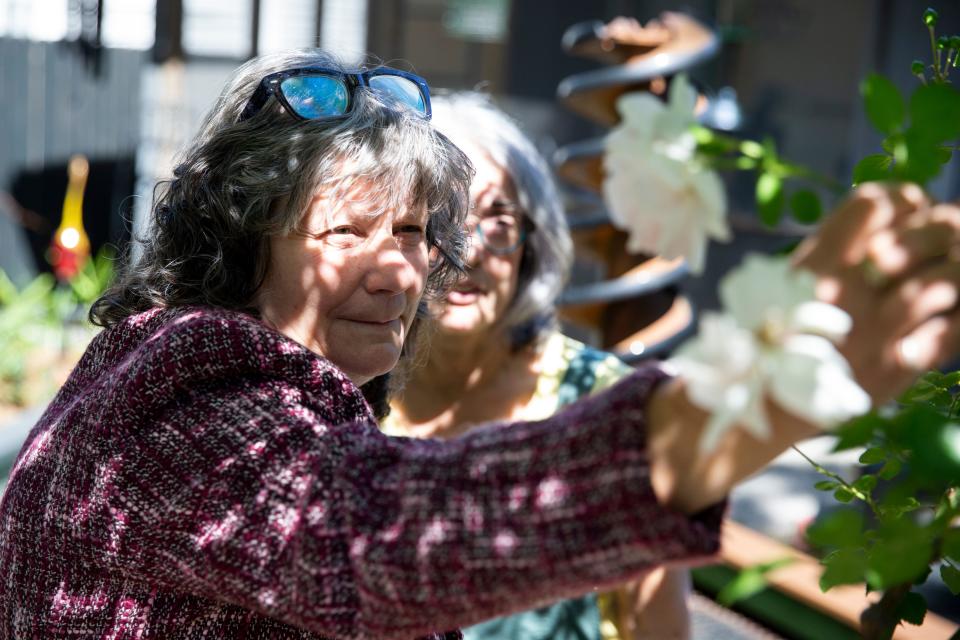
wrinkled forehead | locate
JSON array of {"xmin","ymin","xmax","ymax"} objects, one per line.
[{"xmin": 309, "ymin": 169, "xmax": 428, "ymax": 223}]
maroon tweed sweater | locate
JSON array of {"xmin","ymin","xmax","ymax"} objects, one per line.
[{"xmin": 0, "ymin": 306, "xmax": 722, "ymax": 639}]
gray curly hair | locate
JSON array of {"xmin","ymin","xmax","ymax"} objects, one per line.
[
  {"xmin": 91, "ymin": 49, "xmax": 473, "ymax": 334},
  {"xmin": 430, "ymin": 92, "xmax": 573, "ymax": 349}
]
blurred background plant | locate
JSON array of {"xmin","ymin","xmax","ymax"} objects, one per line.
[
  {"xmin": 0, "ymin": 152, "xmax": 113, "ymax": 413},
  {"xmin": 0, "ymin": 247, "xmax": 113, "ymax": 410}
]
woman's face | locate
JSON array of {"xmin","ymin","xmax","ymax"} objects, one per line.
[
  {"xmin": 436, "ymin": 147, "xmax": 525, "ymax": 339},
  {"xmin": 257, "ymin": 184, "xmax": 430, "ymax": 385}
]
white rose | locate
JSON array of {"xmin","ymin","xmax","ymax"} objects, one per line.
[
  {"xmin": 669, "ymin": 254, "xmax": 871, "ymax": 450},
  {"xmin": 602, "ymin": 74, "xmax": 730, "ymax": 274}
]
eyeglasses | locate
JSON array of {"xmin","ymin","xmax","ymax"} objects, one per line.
[
  {"xmin": 468, "ymin": 203, "xmax": 532, "ymax": 256},
  {"xmin": 239, "ymin": 66, "xmax": 432, "ymax": 122}
]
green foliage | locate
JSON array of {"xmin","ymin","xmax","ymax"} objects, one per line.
[
  {"xmin": 866, "ymin": 519, "xmax": 933, "ymax": 590},
  {"xmin": 789, "ymin": 189, "xmax": 822, "ymax": 224},
  {"xmin": 895, "ymin": 591, "xmax": 927, "ymax": 626},
  {"xmin": 716, "ymin": 557, "xmax": 794, "ymax": 607},
  {"xmin": 911, "ymin": 83, "xmax": 960, "ymax": 142},
  {"xmin": 806, "ymin": 508, "xmax": 864, "ymax": 549},
  {"xmin": 0, "ymin": 248, "xmax": 114, "ymax": 407},
  {"xmin": 942, "ymin": 563, "xmax": 960, "ymax": 595},
  {"xmin": 820, "ymin": 548, "xmax": 868, "ymax": 590},
  {"xmin": 855, "ymin": 11, "xmax": 960, "ymax": 191},
  {"xmin": 693, "ymin": 123, "xmax": 838, "ymax": 228},
  {"xmin": 862, "ymin": 74, "xmax": 906, "ymax": 136},
  {"xmin": 851, "ymin": 154, "xmax": 893, "ymax": 186},
  {"xmin": 858, "ymin": 80, "xmax": 960, "ymax": 186},
  {"xmin": 755, "ymin": 172, "xmax": 785, "ymax": 226},
  {"xmin": 805, "ymin": 366, "xmax": 960, "ymax": 633}
]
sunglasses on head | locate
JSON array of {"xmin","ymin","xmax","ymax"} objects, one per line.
[{"xmin": 239, "ymin": 66, "xmax": 432, "ymax": 123}]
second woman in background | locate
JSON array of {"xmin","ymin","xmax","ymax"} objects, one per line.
[{"xmin": 383, "ymin": 92, "xmax": 692, "ymax": 640}]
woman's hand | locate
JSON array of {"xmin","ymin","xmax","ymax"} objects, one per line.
[{"xmin": 793, "ymin": 182, "xmax": 960, "ymax": 403}]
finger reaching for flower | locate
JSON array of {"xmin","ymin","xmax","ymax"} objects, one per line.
[{"xmin": 794, "ymin": 183, "xmax": 960, "ymax": 403}]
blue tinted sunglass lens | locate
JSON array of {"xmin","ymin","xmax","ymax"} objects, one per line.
[
  {"xmin": 368, "ymin": 75, "xmax": 426, "ymax": 114},
  {"xmin": 280, "ymin": 75, "xmax": 349, "ymax": 119}
]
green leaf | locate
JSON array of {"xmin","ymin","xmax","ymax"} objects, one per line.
[
  {"xmin": 789, "ymin": 189, "xmax": 822, "ymax": 224},
  {"xmin": 940, "ymin": 564, "xmax": 960, "ymax": 595},
  {"xmin": 833, "ymin": 413, "xmax": 887, "ymax": 451},
  {"xmin": 716, "ymin": 558, "xmax": 793, "ymax": 607},
  {"xmin": 852, "ymin": 154, "xmax": 893, "ymax": 186},
  {"xmin": 717, "ymin": 569, "xmax": 769, "ymax": 607},
  {"xmin": 756, "ymin": 172, "xmax": 785, "ymax": 227},
  {"xmin": 895, "ymin": 128, "xmax": 945, "ymax": 184},
  {"xmin": 866, "ymin": 520, "xmax": 934, "ymax": 590},
  {"xmin": 899, "ymin": 375, "xmax": 954, "ymax": 409},
  {"xmin": 834, "ymin": 487, "xmax": 855, "ymax": 503},
  {"xmin": 860, "ymin": 447, "xmax": 887, "ymax": 465},
  {"xmin": 920, "ymin": 370, "xmax": 960, "ymax": 387},
  {"xmin": 740, "ymin": 140, "xmax": 765, "ymax": 159},
  {"xmin": 862, "ymin": 74, "xmax": 906, "ymax": 135},
  {"xmin": 815, "ymin": 480, "xmax": 840, "ymax": 491},
  {"xmin": 853, "ymin": 474, "xmax": 878, "ymax": 495},
  {"xmin": 910, "ymin": 83, "xmax": 960, "ymax": 143},
  {"xmin": 902, "ymin": 417, "xmax": 960, "ymax": 485},
  {"xmin": 879, "ymin": 494, "xmax": 922, "ymax": 519},
  {"xmin": 820, "ymin": 548, "xmax": 867, "ymax": 591},
  {"xmin": 943, "ymin": 529, "xmax": 960, "ymax": 562},
  {"xmin": 895, "ymin": 591, "xmax": 927, "ymax": 626},
  {"xmin": 878, "ymin": 458, "xmax": 903, "ymax": 480},
  {"xmin": 807, "ymin": 508, "xmax": 865, "ymax": 549}
]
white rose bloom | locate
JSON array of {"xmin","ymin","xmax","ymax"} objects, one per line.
[
  {"xmin": 670, "ymin": 254, "xmax": 871, "ymax": 451},
  {"xmin": 602, "ymin": 74, "xmax": 730, "ymax": 274}
]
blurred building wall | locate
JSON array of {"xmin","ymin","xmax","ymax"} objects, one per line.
[{"xmin": 0, "ymin": 38, "xmax": 143, "ymax": 282}]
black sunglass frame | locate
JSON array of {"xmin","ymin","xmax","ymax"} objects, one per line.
[{"xmin": 239, "ymin": 66, "xmax": 432, "ymax": 122}]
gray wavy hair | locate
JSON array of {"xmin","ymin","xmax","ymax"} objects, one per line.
[
  {"xmin": 91, "ymin": 49, "xmax": 473, "ymax": 332},
  {"xmin": 430, "ymin": 92, "xmax": 573, "ymax": 348}
]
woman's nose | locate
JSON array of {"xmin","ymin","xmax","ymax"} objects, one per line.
[{"xmin": 363, "ymin": 232, "xmax": 424, "ymax": 294}]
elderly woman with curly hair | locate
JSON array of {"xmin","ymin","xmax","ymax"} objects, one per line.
[{"xmin": 0, "ymin": 48, "xmax": 958, "ymax": 639}]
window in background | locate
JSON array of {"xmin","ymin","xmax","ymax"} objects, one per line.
[
  {"xmin": 101, "ymin": 0, "xmax": 156, "ymax": 50},
  {"xmin": 443, "ymin": 0, "xmax": 509, "ymax": 43},
  {"xmin": 259, "ymin": 0, "xmax": 319, "ymax": 54},
  {"xmin": 182, "ymin": 0, "xmax": 253, "ymax": 59},
  {"xmin": 0, "ymin": 0, "xmax": 69, "ymax": 42},
  {"xmin": 320, "ymin": 0, "xmax": 367, "ymax": 64}
]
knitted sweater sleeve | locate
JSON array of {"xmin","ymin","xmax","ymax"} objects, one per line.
[{"xmin": 94, "ymin": 311, "xmax": 723, "ymax": 638}]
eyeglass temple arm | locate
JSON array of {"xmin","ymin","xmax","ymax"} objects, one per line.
[{"xmin": 238, "ymin": 80, "xmax": 273, "ymax": 122}]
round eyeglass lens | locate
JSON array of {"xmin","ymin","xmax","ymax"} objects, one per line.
[
  {"xmin": 280, "ymin": 75, "xmax": 349, "ymax": 119},
  {"xmin": 368, "ymin": 75, "xmax": 426, "ymax": 114},
  {"xmin": 477, "ymin": 217, "xmax": 523, "ymax": 254}
]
